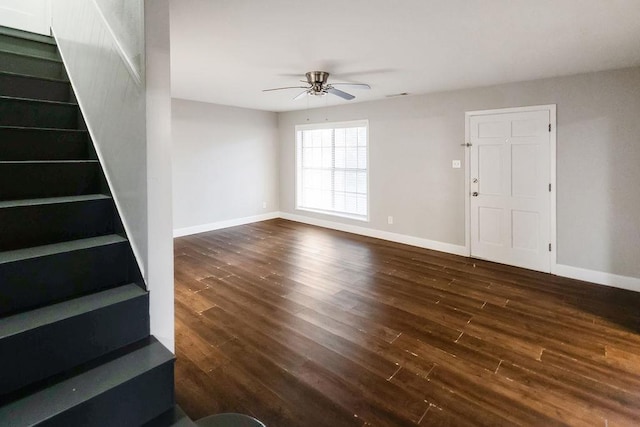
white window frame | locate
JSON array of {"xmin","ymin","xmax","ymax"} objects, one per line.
[{"xmin": 295, "ymin": 119, "xmax": 370, "ymax": 221}]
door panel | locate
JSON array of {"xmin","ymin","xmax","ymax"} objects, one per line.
[
  {"xmin": 478, "ymin": 145, "xmax": 503, "ymax": 195},
  {"xmin": 478, "ymin": 207, "xmax": 503, "ymax": 245},
  {"xmin": 470, "ymin": 109, "xmax": 551, "ymax": 272},
  {"xmin": 512, "ymin": 118, "xmax": 546, "ymax": 137},
  {"xmin": 511, "ymin": 144, "xmax": 538, "ymax": 197},
  {"xmin": 512, "ymin": 210, "xmax": 539, "ymax": 251},
  {"xmin": 478, "ymin": 120, "xmax": 509, "ymax": 138}
]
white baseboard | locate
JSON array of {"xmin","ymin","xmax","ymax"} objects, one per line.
[
  {"xmin": 173, "ymin": 212, "xmax": 280, "ymax": 237},
  {"xmin": 173, "ymin": 211, "xmax": 640, "ymax": 293},
  {"xmin": 279, "ymin": 212, "xmax": 468, "ymax": 256},
  {"xmin": 553, "ymin": 264, "xmax": 640, "ymax": 293}
]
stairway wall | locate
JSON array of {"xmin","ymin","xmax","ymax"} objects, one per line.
[
  {"xmin": 51, "ymin": 0, "xmax": 175, "ymax": 350},
  {"xmin": 51, "ymin": 0, "xmax": 148, "ymax": 279}
]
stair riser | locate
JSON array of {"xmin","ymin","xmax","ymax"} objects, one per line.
[
  {"xmin": 0, "ymin": 98, "xmax": 78, "ymax": 129},
  {"xmin": 0, "ymin": 199, "xmax": 116, "ymax": 251},
  {"xmin": 0, "ymin": 73, "xmax": 71, "ymax": 102},
  {"xmin": 0, "ymin": 128, "xmax": 88, "ymax": 160},
  {"xmin": 38, "ymin": 361, "xmax": 174, "ymax": 427},
  {"xmin": 0, "ymin": 162, "xmax": 100, "ymax": 200},
  {"xmin": 0, "ymin": 51, "xmax": 65, "ymax": 80},
  {"xmin": 0, "ymin": 293, "xmax": 149, "ymax": 396},
  {"xmin": 0, "ymin": 34, "xmax": 59, "ymax": 61},
  {"xmin": 0, "ymin": 242, "xmax": 133, "ymax": 316}
]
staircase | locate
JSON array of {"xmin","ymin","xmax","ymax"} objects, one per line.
[{"xmin": 0, "ymin": 26, "xmax": 182, "ymax": 426}]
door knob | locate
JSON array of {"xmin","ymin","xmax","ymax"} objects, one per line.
[{"xmin": 472, "ymin": 192, "xmax": 479, "ymax": 197}]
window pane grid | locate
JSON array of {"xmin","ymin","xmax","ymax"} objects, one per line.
[{"xmin": 297, "ymin": 124, "xmax": 368, "ymax": 219}]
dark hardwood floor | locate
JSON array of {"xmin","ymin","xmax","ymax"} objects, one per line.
[{"xmin": 173, "ymin": 218, "xmax": 640, "ymax": 426}]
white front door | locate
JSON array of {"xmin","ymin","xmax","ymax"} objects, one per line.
[
  {"xmin": 0, "ymin": 0, "xmax": 51, "ymax": 35},
  {"xmin": 468, "ymin": 106, "xmax": 554, "ymax": 272}
]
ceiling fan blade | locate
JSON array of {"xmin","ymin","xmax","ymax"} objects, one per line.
[
  {"xmin": 330, "ymin": 83, "xmax": 371, "ymax": 90},
  {"xmin": 327, "ymin": 87, "xmax": 355, "ymax": 100},
  {"xmin": 262, "ymin": 86, "xmax": 309, "ymax": 92},
  {"xmin": 293, "ymin": 90, "xmax": 309, "ymax": 100}
]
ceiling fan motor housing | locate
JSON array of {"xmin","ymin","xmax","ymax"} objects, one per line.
[
  {"xmin": 306, "ymin": 71, "xmax": 330, "ymax": 95},
  {"xmin": 306, "ymin": 71, "xmax": 330, "ymax": 84}
]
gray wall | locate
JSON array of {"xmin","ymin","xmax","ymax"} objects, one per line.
[
  {"xmin": 172, "ymin": 98, "xmax": 279, "ymax": 232},
  {"xmin": 278, "ymin": 67, "xmax": 640, "ymax": 279},
  {"xmin": 53, "ymin": 0, "xmax": 176, "ymax": 349}
]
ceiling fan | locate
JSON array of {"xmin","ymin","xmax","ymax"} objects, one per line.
[{"xmin": 263, "ymin": 71, "xmax": 370, "ymax": 101}]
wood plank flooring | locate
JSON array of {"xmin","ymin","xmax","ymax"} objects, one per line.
[{"xmin": 173, "ymin": 218, "xmax": 640, "ymax": 426}]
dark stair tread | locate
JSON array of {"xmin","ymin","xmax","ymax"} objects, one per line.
[
  {"xmin": 0, "ymin": 234, "xmax": 128, "ymax": 264},
  {"xmin": 0, "ymin": 45, "xmax": 58, "ymax": 62},
  {"xmin": 0, "ymin": 159, "xmax": 98, "ymax": 164},
  {"xmin": 0, "ymin": 125, "xmax": 85, "ymax": 133},
  {"xmin": 0, "ymin": 48, "xmax": 62, "ymax": 63},
  {"xmin": 0, "ymin": 50, "xmax": 66, "ymax": 81},
  {"xmin": 0, "ymin": 70, "xmax": 68, "ymax": 84},
  {"xmin": 0, "ymin": 283, "xmax": 145, "ymax": 338},
  {"xmin": 0, "ymin": 94, "xmax": 76, "ymax": 106},
  {"xmin": 0, "ymin": 70, "xmax": 71, "ymax": 103},
  {"xmin": 0, "ymin": 161, "xmax": 101, "ymax": 200},
  {"xmin": 0, "ymin": 127, "xmax": 89, "ymax": 160},
  {"xmin": 0, "ymin": 26, "xmax": 56, "ymax": 45},
  {"xmin": 0, "ymin": 194, "xmax": 109, "ymax": 209},
  {"xmin": 0, "ymin": 96, "xmax": 79, "ymax": 129},
  {"xmin": 0, "ymin": 31, "xmax": 58, "ymax": 60},
  {"xmin": 0, "ymin": 337, "xmax": 174, "ymax": 424}
]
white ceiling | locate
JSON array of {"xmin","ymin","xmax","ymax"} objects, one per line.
[{"xmin": 170, "ymin": 0, "xmax": 640, "ymax": 113}]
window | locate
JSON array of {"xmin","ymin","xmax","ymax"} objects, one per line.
[{"xmin": 296, "ymin": 120, "xmax": 369, "ymax": 220}]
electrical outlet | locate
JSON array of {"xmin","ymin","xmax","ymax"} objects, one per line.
[
  {"xmin": 262, "ymin": 201, "xmax": 267, "ymax": 209},
  {"xmin": 388, "ymin": 216, "xmax": 394, "ymax": 225},
  {"xmin": 452, "ymin": 160, "xmax": 461, "ymax": 169}
]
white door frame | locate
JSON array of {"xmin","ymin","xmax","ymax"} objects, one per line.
[{"xmin": 464, "ymin": 104, "xmax": 557, "ymax": 272}]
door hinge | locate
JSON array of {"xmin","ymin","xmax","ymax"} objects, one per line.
[
  {"xmin": 548, "ymin": 123, "xmax": 551, "ymax": 132},
  {"xmin": 549, "ymin": 243, "xmax": 552, "ymax": 252},
  {"xmin": 549, "ymin": 183, "xmax": 552, "ymax": 192}
]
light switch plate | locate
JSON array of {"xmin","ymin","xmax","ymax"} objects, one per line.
[{"xmin": 452, "ymin": 160, "xmax": 461, "ymax": 169}]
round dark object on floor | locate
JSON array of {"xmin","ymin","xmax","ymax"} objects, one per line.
[{"xmin": 196, "ymin": 413, "xmax": 266, "ymax": 427}]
